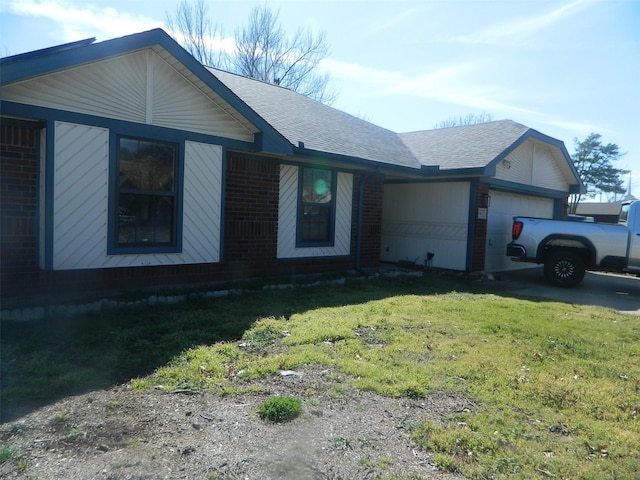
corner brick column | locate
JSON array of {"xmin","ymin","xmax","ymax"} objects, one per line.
[
  {"xmin": 470, "ymin": 182, "xmax": 490, "ymax": 272},
  {"xmin": 0, "ymin": 120, "xmax": 41, "ymax": 295}
]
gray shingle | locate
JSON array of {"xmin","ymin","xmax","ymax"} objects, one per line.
[
  {"xmin": 399, "ymin": 120, "xmax": 530, "ymax": 170},
  {"xmin": 209, "ymin": 68, "xmax": 420, "ymax": 169},
  {"xmin": 210, "ymin": 69, "xmax": 540, "ymax": 174}
]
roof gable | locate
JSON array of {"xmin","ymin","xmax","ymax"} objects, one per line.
[
  {"xmin": 1, "ymin": 29, "xmax": 583, "ymax": 190},
  {"xmin": 1, "ymin": 29, "xmax": 292, "ymax": 154},
  {"xmin": 3, "ymin": 49, "xmax": 257, "ymax": 141}
]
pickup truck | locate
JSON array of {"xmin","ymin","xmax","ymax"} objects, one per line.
[{"xmin": 506, "ymin": 200, "xmax": 640, "ymax": 287}]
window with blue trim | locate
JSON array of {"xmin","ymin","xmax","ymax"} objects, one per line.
[
  {"xmin": 116, "ymin": 136, "xmax": 177, "ymax": 248},
  {"xmin": 298, "ymin": 167, "xmax": 336, "ymax": 246}
]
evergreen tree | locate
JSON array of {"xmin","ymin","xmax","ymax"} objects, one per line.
[{"xmin": 569, "ymin": 133, "xmax": 627, "ymax": 213}]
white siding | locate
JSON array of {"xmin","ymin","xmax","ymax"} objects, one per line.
[
  {"xmin": 53, "ymin": 122, "xmax": 110, "ymax": 270},
  {"xmin": 51, "ymin": 122, "xmax": 223, "ymax": 270},
  {"xmin": 485, "ymin": 190, "xmax": 553, "ymax": 272},
  {"xmin": 182, "ymin": 141, "xmax": 222, "ymax": 263},
  {"xmin": 495, "ymin": 140, "xmax": 569, "ymax": 191},
  {"xmin": 381, "ymin": 182, "xmax": 470, "ymax": 270},
  {"xmin": 3, "ymin": 50, "xmax": 254, "ymax": 142},
  {"xmin": 277, "ymin": 165, "xmax": 352, "ymax": 258}
]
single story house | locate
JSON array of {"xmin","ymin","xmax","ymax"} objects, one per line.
[{"xmin": 0, "ymin": 29, "xmax": 583, "ymax": 303}]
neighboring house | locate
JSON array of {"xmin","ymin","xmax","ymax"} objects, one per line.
[
  {"xmin": 575, "ymin": 198, "xmax": 636, "ymax": 224},
  {"xmin": 0, "ymin": 29, "xmax": 583, "ymax": 302}
]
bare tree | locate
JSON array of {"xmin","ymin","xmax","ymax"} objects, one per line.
[
  {"xmin": 166, "ymin": 0, "xmax": 228, "ymax": 68},
  {"xmin": 433, "ymin": 112, "xmax": 493, "ymax": 129},
  {"xmin": 233, "ymin": 5, "xmax": 336, "ymax": 104},
  {"xmin": 167, "ymin": 2, "xmax": 335, "ymax": 104}
]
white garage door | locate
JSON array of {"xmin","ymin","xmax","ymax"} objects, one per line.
[{"xmin": 485, "ymin": 191, "xmax": 554, "ymax": 272}]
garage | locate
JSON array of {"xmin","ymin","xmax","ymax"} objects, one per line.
[
  {"xmin": 381, "ymin": 182, "xmax": 470, "ymax": 271},
  {"xmin": 485, "ymin": 190, "xmax": 554, "ymax": 272},
  {"xmin": 382, "ymin": 121, "xmax": 583, "ymax": 274}
]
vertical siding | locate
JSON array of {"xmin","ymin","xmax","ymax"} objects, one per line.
[
  {"xmin": 381, "ymin": 182, "xmax": 469, "ymax": 270},
  {"xmin": 531, "ymin": 144, "xmax": 568, "ymax": 190},
  {"xmin": 53, "ymin": 122, "xmax": 110, "ymax": 269},
  {"xmin": 495, "ymin": 140, "xmax": 569, "ymax": 191},
  {"xmin": 2, "ymin": 50, "xmax": 253, "ymax": 142},
  {"xmin": 277, "ymin": 165, "xmax": 352, "ymax": 258},
  {"xmin": 182, "ymin": 141, "xmax": 222, "ymax": 263}
]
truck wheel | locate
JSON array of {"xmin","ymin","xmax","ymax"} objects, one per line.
[{"xmin": 544, "ymin": 251, "xmax": 585, "ymax": 287}]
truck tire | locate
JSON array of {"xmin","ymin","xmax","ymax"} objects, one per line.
[{"xmin": 544, "ymin": 250, "xmax": 586, "ymax": 287}]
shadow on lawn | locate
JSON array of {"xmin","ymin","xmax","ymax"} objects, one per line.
[
  {"xmin": 0, "ymin": 270, "xmax": 568, "ymax": 423},
  {"xmin": 0, "ymin": 270, "xmax": 534, "ymax": 423}
]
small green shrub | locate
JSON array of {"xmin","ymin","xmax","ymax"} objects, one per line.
[
  {"xmin": 0, "ymin": 446, "xmax": 17, "ymax": 463},
  {"xmin": 258, "ymin": 396, "xmax": 301, "ymax": 423}
]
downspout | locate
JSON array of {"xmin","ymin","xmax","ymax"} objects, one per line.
[{"xmin": 355, "ymin": 174, "xmax": 366, "ymax": 271}]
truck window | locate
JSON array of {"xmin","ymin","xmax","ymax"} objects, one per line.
[{"xmin": 619, "ymin": 203, "xmax": 630, "ymax": 225}]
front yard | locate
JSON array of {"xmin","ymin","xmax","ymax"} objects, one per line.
[{"xmin": 1, "ymin": 272, "xmax": 639, "ymax": 479}]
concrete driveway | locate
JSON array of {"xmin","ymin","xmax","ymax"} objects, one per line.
[{"xmin": 496, "ymin": 267, "xmax": 640, "ymax": 315}]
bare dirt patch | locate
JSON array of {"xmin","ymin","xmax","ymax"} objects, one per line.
[{"xmin": 1, "ymin": 366, "xmax": 472, "ymax": 479}]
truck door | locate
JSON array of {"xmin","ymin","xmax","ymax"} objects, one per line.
[{"xmin": 628, "ymin": 205, "xmax": 640, "ymax": 272}]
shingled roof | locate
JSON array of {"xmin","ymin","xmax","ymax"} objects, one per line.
[
  {"xmin": 210, "ymin": 68, "xmax": 421, "ymax": 170},
  {"xmin": 210, "ymin": 68, "xmax": 567, "ymax": 178},
  {"xmin": 399, "ymin": 120, "xmax": 531, "ymax": 171},
  {"xmin": 1, "ymin": 28, "xmax": 577, "ymax": 184}
]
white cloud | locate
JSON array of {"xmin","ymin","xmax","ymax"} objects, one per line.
[
  {"xmin": 456, "ymin": 0, "xmax": 596, "ymax": 45},
  {"xmin": 543, "ymin": 119, "xmax": 613, "ymax": 136},
  {"xmin": 321, "ymin": 58, "xmax": 534, "ymax": 116},
  {"xmin": 3, "ymin": 0, "xmax": 163, "ymax": 42}
]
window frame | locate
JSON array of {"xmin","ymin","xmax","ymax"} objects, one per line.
[
  {"xmin": 296, "ymin": 166, "xmax": 337, "ymax": 247},
  {"xmin": 108, "ymin": 134, "xmax": 183, "ymax": 255}
]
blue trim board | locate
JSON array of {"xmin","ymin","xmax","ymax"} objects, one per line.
[
  {"xmin": 485, "ymin": 177, "xmax": 570, "ymax": 198},
  {"xmin": 385, "ymin": 174, "xmax": 483, "ymax": 185},
  {"xmin": 293, "ymin": 146, "xmax": 426, "ymax": 177},
  {"xmin": 1, "ymin": 101, "xmax": 254, "ymax": 153}
]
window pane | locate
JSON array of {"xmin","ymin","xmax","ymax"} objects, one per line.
[
  {"xmin": 301, "ymin": 205, "xmax": 331, "ymax": 243},
  {"xmin": 117, "ymin": 194, "xmax": 174, "ymax": 246},
  {"xmin": 118, "ymin": 138, "xmax": 175, "ymax": 192},
  {"xmin": 302, "ymin": 168, "xmax": 332, "ymax": 204}
]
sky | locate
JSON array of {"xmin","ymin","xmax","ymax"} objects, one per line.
[{"xmin": 2, "ymin": 0, "xmax": 639, "ymax": 198}]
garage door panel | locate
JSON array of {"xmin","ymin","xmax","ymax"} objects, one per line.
[
  {"xmin": 381, "ymin": 182, "xmax": 469, "ymax": 270},
  {"xmin": 486, "ymin": 191, "xmax": 553, "ymax": 272}
]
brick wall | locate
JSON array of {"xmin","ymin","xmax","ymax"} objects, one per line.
[
  {"xmin": 222, "ymin": 154, "xmax": 280, "ymax": 275},
  {"xmin": 0, "ymin": 121, "xmax": 40, "ymax": 294},
  {"xmin": 356, "ymin": 174, "xmax": 383, "ymax": 269},
  {"xmin": 470, "ymin": 181, "xmax": 490, "ymax": 272},
  {"xmin": 0, "ymin": 144, "xmax": 384, "ymax": 304}
]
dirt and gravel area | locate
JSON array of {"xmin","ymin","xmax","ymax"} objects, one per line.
[{"xmin": 1, "ymin": 366, "xmax": 473, "ymax": 479}]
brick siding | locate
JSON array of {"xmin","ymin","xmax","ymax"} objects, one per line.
[
  {"xmin": 0, "ymin": 137, "xmax": 383, "ymax": 304},
  {"xmin": 470, "ymin": 181, "xmax": 490, "ymax": 272},
  {"xmin": 0, "ymin": 121, "xmax": 40, "ymax": 295}
]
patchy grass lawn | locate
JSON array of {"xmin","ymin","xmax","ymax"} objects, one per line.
[{"xmin": 2, "ymin": 273, "xmax": 639, "ymax": 479}]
